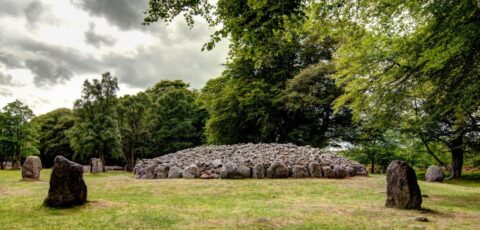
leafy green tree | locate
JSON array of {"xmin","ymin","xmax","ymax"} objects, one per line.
[
  {"xmin": 69, "ymin": 72, "xmax": 122, "ymax": 168},
  {"xmin": 331, "ymin": 0, "xmax": 480, "ymax": 178},
  {"xmin": 284, "ymin": 63, "xmax": 353, "ymax": 147},
  {"xmin": 0, "ymin": 100, "xmax": 39, "ymax": 169},
  {"xmin": 117, "ymin": 93, "xmax": 149, "ymax": 171},
  {"xmin": 31, "ymin": 108, "xmax": 74, "ymax": 168},
  {"xmin": 145, "ymin": 80, "xmax": 206, "ymax": 155}
]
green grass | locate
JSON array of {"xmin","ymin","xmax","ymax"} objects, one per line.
[{"xmin": 1, "ymin": 170, "xmax": 479, "ymax": 229}]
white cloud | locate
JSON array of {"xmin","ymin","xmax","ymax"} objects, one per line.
[{"xmin": 0, "ymin": 0, "xmax": 228, "ymax": 115}]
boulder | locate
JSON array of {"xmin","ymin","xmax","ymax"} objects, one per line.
[
  {"xmin": 292, "ymin": 165, "xmax": 309, "ymax": 178},
  {"xmin": 168, "ymin": 166, "xmax": 183, "ymax": 178},
  {"xmin": 266, "ymin": 162, "xmax": 289, "ymax": 179},
  {"xmin": 212, "ymin": 159, "xmax": 223, "ymax": 168},
  {"xmin": 308, "ymin": 162, "xmax": 323, "ymax": 178},
  {"xmin": 322, "ymin": 165, "xmax": 336, "ymax": 178},
  {"xmin": 44, "ymin": 156, "xmax": 87, "ymax": 208},
  {"xmin": 201, "ymin": 173, "xmax": 219, "ymax": 179},
  {"xmin": 252, "ymin": 163, "xmax": 265, "ymax": 179},
  {"xmin": 154, "ymin": 165, "xmax": 169, "ymax": 179},
  {"xmin": 385, "ymin": 160, "xmax": 422, "ymax": 209},
  {"xmin": 183, "ymin": 164, "xmax": 200, "ymax": 179},
  {"xmin": 425, "ymin": 165, "xmax": 444, "ymax": 182},
  {"xmin": 22, "ymin": 156, "xmax": 42, "ymax": 180},
  {"xmin": 220, "ymin": 163, "xmax": 251, "ymax": 179},
  {"xmin": 90, "ymin": 158, "xmax": 104, "ymax": 173},
  {"xmin": 334, "ymin": 166, "xmax": 348, "ymax": 179},
  {"xmin": 137, "ymin": 163, "xmax": 157, "ymax": 179}
]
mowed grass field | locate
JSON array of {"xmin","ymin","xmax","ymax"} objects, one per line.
[{"xmin": 0, "ymin": 169, "xmax": 479, "ymax": 230}]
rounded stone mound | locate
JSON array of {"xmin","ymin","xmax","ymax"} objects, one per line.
[{"xmin": 134, "ymin": 143, "xmax": 368, "ymax": 179}]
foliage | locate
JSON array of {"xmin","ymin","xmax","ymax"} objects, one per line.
[
  {"xmin": 145, "ymin": 80, "xmax": 206, "ymax": 156},
  {"xmin": 69, "ymin": 73, "xmax": 122, "ymax": 166},
  {"xmin": 0, "ymin": 100, "xmax": 38, "ymax": 167},
  {"xmin": 31, "ymin": 108, "xmax": 74, "ymax": 168}
]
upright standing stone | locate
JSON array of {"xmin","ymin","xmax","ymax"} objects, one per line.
[
  {"xmin": 22, "ymin": 156, "xmax": 42, "ymax": 180},
  {"xmin": 292, "ymin": 165, "xmax": 309, "ymax": 178},
  {"xmin": 44, "ymin": 156, "xmax": 87, "ymax": 208},
  {"xmin": 183, "ymin": 164, "xmax": 200, "ymax": 179},
  {"xmin": 385, "ymin": 160, "xmax": 422, "ymax": 209},
  {"xmin": 252, "ymin": 163, "xmax": 265, "ymax": 179},
  {"xmin": 425, "ymin": 165, "xmax": 444, "ymax": 182},
  {"xmin": 90, "ymin": 158, "xmax": 104, "ymax": 173},
  {"xmin": 308, "ymin": 162, "xmax": 323, "ymax": 178},
  {"xmin": 220, "ymin": 163, "xmax": 251, "ymax": 179}
]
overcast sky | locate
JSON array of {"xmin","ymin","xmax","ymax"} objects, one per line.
[{"xmin": 0, "ymin": 0, "xmax": 228, "ymax": 115}]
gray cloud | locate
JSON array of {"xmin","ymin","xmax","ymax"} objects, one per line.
[
  {"xmin": 84, "ymin": 23, "xmax": 117, "ymax": 48},
  {"xmin": 25, "ymin": 59, "xmax": 74, "ymax": 86},
  {"xmin": 73, "ymin": 0, "xmax": 146, "ymax": 30},
  {"xmin": 0, "ymin": 0, "xmax": 21, "ymax": 17},
  {"xmin": 0, "ymin": 72, "xmax": 14, "ymax": 86},
  {"xmin": 0, "ymin": 52, "xmax": 23, "ymax": 68},
  {"xmin": 24, "ymin": 1, "xmax": 44, "ymax": 27}
]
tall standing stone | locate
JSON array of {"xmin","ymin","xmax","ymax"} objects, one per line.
[
  {"xmin": 22, "ymin": 156, "xmax": 42, "ymax": 180},
  {"xmin": 266, "ymin": 162, "xmax": 290, "ymax": 178},
  {"xmin": 90, "ymin": 158, "xmax": 104, "ymax": 173},
  {"xmin": 385, "ymin": 160, "xmax": 422, "ymax": 209},
  {"xmin": 44, "ymin": 156, "xmax": 87, "ymax": 208}
]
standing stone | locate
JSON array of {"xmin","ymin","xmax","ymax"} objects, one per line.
[
  {"xmin": 183, "ymin": 164, "xmax": 200, "ymax": 179},
  {"xmin": 22, "ymin": 156, "xmax": 42, "ymax": 180},
  {"xmin": 292, "ymin": 165, "xmax": 309, "ymax": 178},
  {"xmin": 168, "ymin": 166, "xmax": 183, "ymax": 178},
  {"xmin": 308, "ymin": 162, "xmax": 323, "ymax": 178},
  {"xmin": 220, "ymin": 163, "xmax": 251, "ymax": 179},
  {"xmin": 90, "ymin": 158, "xmax": 104, "ymax": 173},
  {"xmin": 425, "ymin": 165, "xmax": 444, "ymax": 182},
  {"xmin": 155, "ymin": 165, "xmax": 170, "ymax": 179},
  {"xmin": 385, "ymin": 160, "xmax": 422, "ymax": 209},
  {"xmin": 266, "ymin": 162, "xmax": 290, "ymax": 179},
  {"xmin": 137, "ymin": 163, "xmax": 157, "ymax": 179},
  {"xmin": 44, "ymin": 156, "xmax": 87, "ymax": 208},
  {"xmin": 252, "ymin": 163, "xmax": 265, "ymax": 179},
  {"xmin": 334, "ymin": 166, "xmax": 348, "ymax": 179}
]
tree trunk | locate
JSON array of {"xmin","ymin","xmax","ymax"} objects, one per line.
[
  {"xmin": 126, "ymin": 150, "xmax": 135, "ymax": 172},
  {"xmin": 450, "ymin": 145, "xmax": 464, "ymax": 178},
  {"xmin": 370, "ymin": 157, "xmax": 375, "ymax": 174},
  {"xmin": 100, "ymin": 153, "xmax": 106, "ymax": 172},
  {"xmin": 0, "ymin": 162, "xmax": 4, "ymax": 170}
]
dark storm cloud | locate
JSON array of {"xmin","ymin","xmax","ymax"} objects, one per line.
[
  {"xmin": 24, "ymin": 1, "xmax": 44, "ymax": 27},
  {"xmin": 25, "ymin": 59, "xmax": 74, "ymax": 86},
  {"xmin": 0, "ymin": 72, "xmax": 14, "ymax": 86},
  {"xmin": 73, "ymin": 0, "xmax": 147, "ymax": 30},
  {"xmin": 84, "ymin": 23, "xmax": 117, "ymax": 48}
]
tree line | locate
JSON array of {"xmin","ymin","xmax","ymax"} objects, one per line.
[{"xmin": 0, "ymin": 0, "xmax": 478, "ymax": 177}]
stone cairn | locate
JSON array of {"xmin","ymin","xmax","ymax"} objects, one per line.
[
  {"xmin": 385, "ymin": 160, "xmax": 422, "ymax": 209},
  {"xmin": 44, "ymin": 156, "xmax": 88, "ymax": 208},
  {"xmin": 134, "ymin": 143, "xmax": 368, "ymax": 179},
  {"xmin": 22, "ymin": 156, "xmax": 42, "ymax": 180}
]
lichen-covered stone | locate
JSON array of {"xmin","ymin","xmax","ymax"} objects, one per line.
[
  {"xmin": 22, "ymin": 156, "xmax": 42, "ymax": 180},
  {"xmin": 425, "ymin": 165, "xmax": 444, "ymax": 182},
  {"xmin": 252, "ymin": 163, "xmax": 265, "ymax": 179},
  {"xmin": 220, "ymin": 163, "xmax": 251, "ymax": 179},
  {"xmin": 292, "ymin": 165, "xmax": 309, "ymax": 178},
  {"xmin": 385, "ymin": 160, "xmax": 422, "ymax": 209},
  {"xmin": 266, "ymin": 162, "xmax": 290, "ymax": 179},
  {"xmin": 183, "ymin": 164, "xmax": 200, "ymax": 179}
]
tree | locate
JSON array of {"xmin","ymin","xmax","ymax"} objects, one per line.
[
  {"xmin": 69, "ymin": 72, "xmax": 122, "ymax": 169},
  {"xmin": 117, "ymin": 93, "xmax": 149, "ymax": 171},
  {"xmin": 31, "ymin": 108, "xmax": 74, "ymax": 168},
  {"xmin": 284, "ymin": 63, "xmax": 354, "ymax": 147},
  {"xmin": 0, "ymin": 100, "xmax": 39, "ymax": 169},
  {"xmin": 331, "ymin": 0, "xmax": 480, "ymax": 178},
  {"xmin": 145, "ymin": 80, "xmax": 206, "ymax": 155}
]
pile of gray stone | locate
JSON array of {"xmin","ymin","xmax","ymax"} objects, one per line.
[{"xmin": 134, "ymin": 143, "xmax": 368, "ymax": 179}]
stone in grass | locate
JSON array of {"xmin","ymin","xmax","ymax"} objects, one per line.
[
  {"xmin": 44, "ymin": 156, "xmax": 87, "ymax": 208},
  {"xmin": 22, "ymin": 156, "xmax": 42, "ymax": 180},
  {"xmin": 266, "ymin": 162, "xmax": 289, "ymax": 179},
  {"xmin": 90, "ymin": 158, "xmax": 104, "ymax": 173},
  {"xmin": 183, "ymin": 164, "xmax": 200, "ymax": 179},
  {"xmin": 292, "ymin": 165, "xmax": 309, "ymax": 178},
  {"xmin": 385, "ymin": 160, "xmax": 422, "ymax": 209},
  {"xmin": 220, "ymin": 163, "xmax": 251, "ymax": 179},
  {"xmin": 414, "ymin": 217, "xmax": 429, "ymax": 222},
  {"xmin": 425, "ymin": 165, "xmax": 444, "ymax": 182},
  {"xmin": 252, "ymin": 163, "xmax": 265, "ymax": 179},
  {"xmin": 154, "ymin": 165, "xmax": 170, "ymax": 179}
]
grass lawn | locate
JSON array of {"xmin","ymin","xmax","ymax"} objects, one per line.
[{"xmin": 1, "ymin": 169, "xmax": 479, "ymax": 229}]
